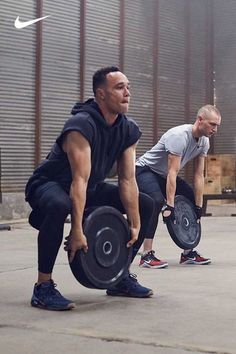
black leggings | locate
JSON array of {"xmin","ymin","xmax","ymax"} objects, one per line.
[
  {"xmin": 136, "ymin": 166, "xmax": 195, "ymax": 239},
  {"xmin": 28, "ymin": 181, "xmax": 158, "ymax": 274}
]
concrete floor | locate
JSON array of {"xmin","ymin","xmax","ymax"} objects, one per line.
[{"xmin": 1, "ymin": 215, "xmax": 236, "ymax": 354}]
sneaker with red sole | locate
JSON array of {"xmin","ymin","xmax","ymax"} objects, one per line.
[
  {"xmin": 180, "ymin": 250, "xmax": 211, "ymax": 265},
  {"xmin": 139, "ymin": 250, "xmax": 168, "ymax": 269}
]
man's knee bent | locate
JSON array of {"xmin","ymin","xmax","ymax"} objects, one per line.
[
  {"xmin": 139, "ymin": 192, "xmax": 156, "ymax": 215},
  {"xmin": 45, "ymin": 195, "xmax": 72, "ymax": 218}
]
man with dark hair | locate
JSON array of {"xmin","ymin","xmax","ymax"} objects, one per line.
[
  {"xmin": 92, "ymin": 66, "xmax": 120, "ymax": 94},
  {"xmin": 25, "ymin": 66, "xmax": 156, "ymax": 311},
  {"xmin": 136, "ymin": 105, "xmax": 221, "ymax": 269}
]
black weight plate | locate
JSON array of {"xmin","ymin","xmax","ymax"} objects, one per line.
[
  {"xmin": 69, "ymin": 206, "xmax": 132, "ymax": 289},
  {"xmin": 165, "ymin": 195, "xmax": 201, "ymax": 249}
]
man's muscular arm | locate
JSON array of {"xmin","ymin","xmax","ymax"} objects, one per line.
[
  {"xmin": 63, "ymin": 131, "xmax": 91, "ymax": 262},
  {"xmin": 117, "ymin": 143, "xmax": 141, "ymax": 247},
  {"xmin": 166, "ymin": 153, "xmax": 181, "ymax": 206}
]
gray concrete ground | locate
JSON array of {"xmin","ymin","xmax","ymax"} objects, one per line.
[{"xmin": 1, "ymin": 214, "xmax": 236, "ymax": 354}]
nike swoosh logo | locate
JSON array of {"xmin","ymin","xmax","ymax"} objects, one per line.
[{"xmin": 14, "ymin": 15, "xmax": 51, "ymax": 29}]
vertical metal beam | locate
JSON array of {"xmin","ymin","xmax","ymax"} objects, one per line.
[
  {"xmin": 0, "ymin": 148, "xmax": 2, "ymax": 203},
  {"xmin": 205, "ymin": 0, "xmax": 214, "ymax": 105},
  {"xmin": 35, "ymin": 0, "xmax": 43, "ymax": 167},
  {"xmin": 184, "ymin": 0, "xmax": 191, "ymax": 124},
  {"xmin": 0, "ymin": 147, "xmax": 10, "ymax": 228},
  {"xmin": 119, "ymin": 0, "xmax": 125, "ymax": 72},
  {"xmin": 184, "ymin": 0, "xmax": 192, "ymax": 182},
  {"xmin": 205, "ymin": 0, "xmax": 214, "ymax": 153},
  {"xmin": 80, "ymin": 0, "xmax": 86, "ymax": 102},
  {"xmin": 153, "ymin": 0, "xmax": 159, "ymax": 143}
]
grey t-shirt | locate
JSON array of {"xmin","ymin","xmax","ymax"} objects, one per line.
[{"xmin": 136, "ymin": 124, "xmax": 210, "ymax": 177}]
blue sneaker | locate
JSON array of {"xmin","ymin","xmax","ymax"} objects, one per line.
[
  {"xmin": 31, "ymin": 280, "xmax": 76, "ymax": 311},
  {"xmin": 106, "ymin": 273, "xmax": 153, "ymax": 298}
]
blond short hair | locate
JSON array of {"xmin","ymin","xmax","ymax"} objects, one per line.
[{"xmin": 197, "ymin": 105, "xmax": 221, "ymax": 119}]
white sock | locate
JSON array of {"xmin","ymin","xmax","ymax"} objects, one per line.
[{"xmin": 142, "ymin": 250, "xmax": 152, "ymax": 256}]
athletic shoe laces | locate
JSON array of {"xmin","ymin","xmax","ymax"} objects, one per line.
[
  {"xmin": 38, "ymin": 281, "xmax": 60, "ymax": 297},
  {"xmin": 143, "ymin": 250, "xmax": 161, "ymax": 262}
]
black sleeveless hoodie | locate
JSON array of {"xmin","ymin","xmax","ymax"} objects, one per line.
[{"xmin": 25, "ymin": 99, "xmax": 141, "ymax": 201}]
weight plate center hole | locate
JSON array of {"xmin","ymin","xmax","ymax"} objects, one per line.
[
  {"xmin": 183, "ymin": 217, "xmax": 189, "ymax": 227},
  {"xmin": 103, "ymin": 241, "xmax": 112, "ymax": 255}
]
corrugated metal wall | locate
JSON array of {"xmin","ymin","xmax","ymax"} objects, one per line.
[
  {"xmin": 0, "ymin": 0, "xmax": 36, "ymax": 192},
  {"xmin": 213, "ymin": 0, "xmax": 236, "ymax": 153},
  {"xmin": 186, "ymin": 0, "xmax": 213, "ymax": 182},
  {"xmin": 41, "ymin": 0, "xmax": 81, "ymax": 159},
  {"xmin": 2, "ymin": 0, "xmax": 234, "ymax": 196},
  {"xmin": 189, "ymin": 0, "xmax": 210, "ymax": 116},
  {"xmin": 123, "ymin": 0, "xmax": 154, "ymax": 157},
  {"xmin": 84, "ymin": 0, "xmax": 120, "ymax": 99},
  {"xmin": 157, "ymin": 0, "xmax": 186, "ymax": 137}
]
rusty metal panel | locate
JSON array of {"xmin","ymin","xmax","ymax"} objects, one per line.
[
  {"xmin": 0, "ymin": 0, "xmax": 36, "ymax": 192},
  {"xmin": 84, "ymin": 0, "xmax": 120, "ymax": 99},
  {"xmin": 213, "ymin": 0, "xmax": 236, "ymax": 154},
  {"xmin": 41, "ymin": 0, "xmax": 81, "ymax": 159},
  {"xmin": 123, "ymin": 0, "xmax": 154, "ymax": 157}
]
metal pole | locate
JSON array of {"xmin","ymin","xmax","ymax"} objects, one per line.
[
  {"xmin": 0, "ymin": 147, "xmax": 2, "ymax": 204},
  {"xmin": 0, "ymin": 148, "xmax": 11, "ymax": 231}
]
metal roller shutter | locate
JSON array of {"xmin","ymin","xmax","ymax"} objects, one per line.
[
  {"xmin": 158, "ymin": 0, "xmax": 186, "ymax": 137},
  {"xmin": 41, "ymin": 0, "xmax": 81, "ymax": 159},
  {"xmin": 213, "ymin": 0, "xmax": 236, "ymax": 154},
  {"xmin": 124, "ymin": 0, "xmax": 154, "ymax": 157},
  {"xmin": 187, "ymin": 0, "xmax": 210, "ymax": 184},
  {"xmin": 84, "ymin": 0, "xmax": 120, "ymax": 99},
  {"xmin": 156, "ymin": 0, "xmax": 186, "ymax": 180},
  {"xmin": 189, "ymin": 0, "xmax": 208, "ymax": 118},
  {"xmin": 0, "ymin": 0, "xmax": 36, "ymax": 192}
]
